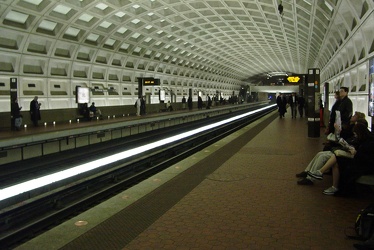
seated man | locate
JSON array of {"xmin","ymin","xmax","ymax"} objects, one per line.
[
  {"xmin": 166, "ymin": 101, "xmax": 173, "ymax": 111},
  {"xmin": 88, "ymin": 102, "xmax": 103, "ymax": 120},
  {"xmin": 89, "ymin": 102, "xmax": 97, "ymax": 117}
]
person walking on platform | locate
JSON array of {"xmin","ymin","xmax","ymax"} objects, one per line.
[
  {"xmin": 11, "ymin": 98, "xmax": 22, "ymax": 131},
  {"xmin": 276, "ymin": 93, "xmax": 286, "ymax": 118},
  {"xmin": 298, "ymin": 94, "xmax": 305, "ymax": 118},
  {"xmin": 289, "ymin": 92, "xmax": 298, "ymax": 119},
  {"xmin": 30, "ymin": 96, "xmax": 41, "ymax": 127}
]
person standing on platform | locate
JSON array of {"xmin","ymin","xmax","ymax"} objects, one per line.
[
  {"xmin": 135, "ymin": 97, "xmax": 141, "ymax": 116},
  {"xmin": 11, "ymin": 98, "xmax": 22, "ymax": 130},
  {"xmin": 276, "ymin": 93, "xmax": 286, "ymax": 118},
  {"xmin": 140, "ymin": 96, "xmax": 146, "ymax": 115},
  {"xmin": 338, "ymin": 87, "xmax": 353, "ymax": 135},
  {"xmin": 319, "ymin": 97, "xmax": 325, "ymax": 127},
  {"xmin": 325, "ymin": 91, "xmax": 341, "ymax": 135},
  {"xmin": 182, "ymin": 96, "xmax": 186, "ymax": 109},
  {"xmin": 206, "ymin": 95, "xmax": 212, "ymax": 109},
  {"xmin": 289, "ymin": 92, "xmax": 298, "ymax": 119},
  {"xmin": 30, "ymin": 96, "xmax": 41, "ymax": 127},
  {"xmin": 188, "ymin": 96, "xmax": 193, "ymax": 110},
  {"xmin": 298, "ymin": 94, "xmax": 305, "ymax": 118},
  {"xmin": 197, "ymin": 96, "xmax": 203, "ymax": 109}
]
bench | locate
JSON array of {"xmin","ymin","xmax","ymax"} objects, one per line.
[
  {"xmin": 356, "ymin": 175, "xmax": 374, "ymax": 186},
  {"xmin": 159, "ymin": 108, "xmax": 169, "ymax": 112}
]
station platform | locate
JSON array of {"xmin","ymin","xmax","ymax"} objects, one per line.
[
  {"xmin": 15, "ymin": 110, "xmax": 374, "ymax": 250},
  {"xmin": 2, "ymin": 103, "xmax": 266, "ymax": 165}
]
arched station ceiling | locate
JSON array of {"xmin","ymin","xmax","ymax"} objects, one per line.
[{"xmin": 0, "ymin": 0, "xmax": 373, "ymax": 88}]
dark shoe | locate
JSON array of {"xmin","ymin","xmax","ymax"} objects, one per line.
[
  {"xmin": 297, "ymin": 178, "xmax": 313, "ymax": 185},
  {"xmin": 296, "ymin": 171, "xmax": 307, "ymax": 178},
  {"xmin": 307, "ymin": 170, "xmax": 323, "ymax": 180}
]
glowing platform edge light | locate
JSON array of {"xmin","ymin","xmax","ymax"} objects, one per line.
[{"xmin": 0, "ymin": 105, "xmax": 275, "ymax": 202}]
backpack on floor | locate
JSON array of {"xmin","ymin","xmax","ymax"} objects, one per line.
[{"xmin": 346, "ymin": 204, "xmax": 374, "ymax": 241}]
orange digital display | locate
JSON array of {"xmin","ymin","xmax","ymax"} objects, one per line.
[
  {"xmin": 287, "ymin": 76, "xmax": 300, "ymax": 83},
  {"xmin": 142, "ymin": 78, "xmax": 160, "ymax": 85}
]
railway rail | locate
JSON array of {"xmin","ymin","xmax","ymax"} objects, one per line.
[{"xmin": 0, "ymin": 104, "xmax": 276, "ymax": 248}]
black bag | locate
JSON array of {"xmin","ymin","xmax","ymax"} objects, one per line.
[{"xmin": 347, "ymin": 204, "xmax": 374, "ymax": 241}]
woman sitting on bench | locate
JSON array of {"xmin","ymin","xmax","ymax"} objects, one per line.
[{"xmin": 308, "ymin": 123, "xmax": 374, "ymax": 196}]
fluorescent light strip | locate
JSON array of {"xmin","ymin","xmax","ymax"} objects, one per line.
[{"xmin": 0, "ymin": 105, "xmax": 275, "ymax": 201}]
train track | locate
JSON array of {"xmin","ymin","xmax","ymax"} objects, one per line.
[{"xmin": 0, "ymin": 105, "xmax": 275, "ymax": 249}]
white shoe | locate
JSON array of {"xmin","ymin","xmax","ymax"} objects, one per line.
[{"xmin": 323, "ymin": 186, "xmax": 338, "ymax": 195}]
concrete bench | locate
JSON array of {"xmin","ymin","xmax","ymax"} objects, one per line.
[{"xmin": 356, "ymin": 175, "xmax": 374, "ymax": 186}]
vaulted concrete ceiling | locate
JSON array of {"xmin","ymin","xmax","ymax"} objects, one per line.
[{"xmin": 0, "ymin": 0, "xmax": 373, "ymax": 86}]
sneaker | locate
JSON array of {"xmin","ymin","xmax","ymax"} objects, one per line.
[
  {"xmin": 307, "ymin": 170, "xmax": 323, "ymax": 180},
  {"xmin": 323, "ymin": 186, "xmax": 338, "ymax": 195},
  {"xmin": 297, "ymin": 178, "xmax": 314, "ymax": 185},
  {"xmin": 296, "ymin": 171, "xmax": 308, "ymax": 178}
]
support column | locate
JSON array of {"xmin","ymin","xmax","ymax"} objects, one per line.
[
  {"xmin": 10, "ymin": 77, "xmax": 18, "ymax": 130},
  {"xmin": 137, "ymin": 78, "xmax": 143, "ymax": 98},
  {"xmin": 307, "ymin": 69, "xmax": 320, "ymax": 137}
]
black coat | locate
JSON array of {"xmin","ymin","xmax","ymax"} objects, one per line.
[
  {"xmin": 338, "ymin": 96, "xmax": 353, "ymax": 128},
  {"xmin": 30, "ymin": 99, "xmax": 41, "ymax": 120},
  {"xmin": 11, "ymin": 102, "xmax": 22, "ymax": 118}
]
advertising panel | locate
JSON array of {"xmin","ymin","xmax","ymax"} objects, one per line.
[
  {"xmin": 159, "ymin": 89, "xmax": 165, "ymax": 102},
  {"xmin": 369, "ymin": 57, "xmax": 374, "ymax": 117},
  {"xmin": 76, "ymin": 86, "xmax": 90, "ymax": 104}
]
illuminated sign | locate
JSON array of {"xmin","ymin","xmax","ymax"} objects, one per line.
[
  {"xmin": 287, "ymin": 76, "xmax": 301, "ymax": 83},
  {"xmin": 76, "ymin": 86, "xmax": 90, "ymax": 104},
  {"xmin": 142, "ymin": 78, "xmax": 160, "ymax": 85},
  {"xmin": 144, "ymin": 79, "xmax": 155, "ymax": 85}
]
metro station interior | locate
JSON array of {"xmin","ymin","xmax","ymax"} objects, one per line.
[{"xmin": 0, "ymin": 0, "xmax": 374, "ymax": 249}]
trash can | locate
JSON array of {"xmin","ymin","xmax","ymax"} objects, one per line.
[{"xmin": 308, "ymin": 117, "xmax": 320, "ymax": 137}]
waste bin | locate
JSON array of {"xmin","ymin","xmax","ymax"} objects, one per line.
[{"xmin": 308, "ymin": 117, "xmax": 320, "ymax": 137}]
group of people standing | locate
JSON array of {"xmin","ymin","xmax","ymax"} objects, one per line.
[
  {"xmin": 276, "ymin": 92, "xmax": 305, "ymax": 119},
  {"xmin": 11, "ymin": 96, "xmax": 41, "ymax": 130}
]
